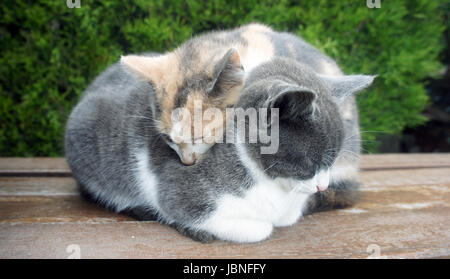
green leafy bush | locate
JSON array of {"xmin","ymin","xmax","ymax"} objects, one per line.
[{"xmin": 0, "ymin": 0, "xmax": 445, "ymax": 156}]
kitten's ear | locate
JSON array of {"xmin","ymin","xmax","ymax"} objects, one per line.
[
  {"xmin": 120, "ymin": 54, "xmax": 174, "ymax": 85},
  {"xmin": 320, "ymin": 74, "xmax": 376, "ymax": 103},
  {"xmin": 268, "ymin": 86, "xmax": 317, "ymax": 120},
  {"xmin": 208, "ymin": 48, "xmax": 244, "ymax": 98}
]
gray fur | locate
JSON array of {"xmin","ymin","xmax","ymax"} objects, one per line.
[
  {"xmin": 155, "ymin": 25, "xmax": 367, "ymax": 160},
  {"xmin": 66, "ymin": 57, "xmax": 373, "ymax": 241},
  {"xmin": 238, "ymin": 59, "xmax": 344, "ymax": 180},
  {"xmin": 268, "ymin": 31, "xmax": 341, "ymax": 74},
  {"xmin": 66, "ymin": 25, "xmax": 375, "ymax": 241}
]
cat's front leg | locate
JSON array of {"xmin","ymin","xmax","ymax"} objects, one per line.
[
  {"xmin": 272, "ymin": 207, "xmax": 303, "ymax": 227},
  {"xmin": 198, "ymin": 218, "xmax": 273, "ymax": 243},
  {"xmin": 272, "ymin": 192, "xmax": 310, "ymax": 227}
]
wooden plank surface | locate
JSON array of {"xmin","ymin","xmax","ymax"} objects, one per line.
[
  {"xmin": 0, "ymin": 155, "xmax": 449, "ymax": 258},
  {"xmin": 1, "ymin": 208, "xmax": 448, "ymax": 259},
  {"xmin": 0, "ymin": 158, "xmax": 70, "ymax": 176},
  {"xmin": 1, "ymin": 154, "xmax": 449, "ymax": 175},
  {"xmin": 360, "ymin": 153, "xmax": 450, "ymax": 170}
]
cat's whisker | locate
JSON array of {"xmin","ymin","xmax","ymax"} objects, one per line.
[
  {"xmin": 337, "ymin": 149, "xmax": 360, "ymax": 161},
  {"xmin": 343, "ymin": 133, "xmax": 360, "ymax": 141},
  {"xmin": 359, "ymin": 130, "xmax": 387, "ymax": 135},
  {"xmin": 125, "ymin": 115, "xmax": 156, "ymax": 120},
  {"xmin": 323, "ymin": 153, "xmax": 335, "ymax": 167},
  {"xmin": 149, "ymin": 132, "xmax": 166, "ymax": 149},
  {"xmin": 263, "ymin": 162, "xmax": 278, "ymax": 173},
  {"xmin": 292, "ymin": 181, "xmax": 315, "ymax": 194},
  {"xmin": 342, "ymin": 149, "xmax": 361, "ymax": 157}
]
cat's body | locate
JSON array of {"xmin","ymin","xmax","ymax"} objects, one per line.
[
  {"xmin": 66, "ymin": 48, "xmax": 374, "ymax": 241},
  {"xmin": 121, "ymin": 23, "xmax": 349, "ymax": 165}
]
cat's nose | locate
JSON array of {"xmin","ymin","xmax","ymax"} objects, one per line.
[
  {"xmin": 181, "ymin": 153, "xmax": 197, "ymax": 166},
  {"xmin": 316, "ymin": 170, "xmax": 330, "ymax": 192}
]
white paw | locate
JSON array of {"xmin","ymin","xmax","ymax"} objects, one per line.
[
  {"xmin": 200, "ymin": 218, "xmax": 273, "ymax": 243},
  {"xmin": 273, "ymin": 210, "xmax": 302, "ymax": 227}
]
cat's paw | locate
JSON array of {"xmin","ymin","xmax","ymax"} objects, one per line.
[
  {"xmin": 201, "ymin": 219, "xmax": 273, "ymax": 243},
  {"xmin": 273, "ymin": 209, "xmax": 302, "ymax": 227}
]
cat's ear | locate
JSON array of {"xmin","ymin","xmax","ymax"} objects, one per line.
[
  {"xmin": 319, "ymin": 74, "xmax": 376, "ymax": 103},
  {"xmin": 267, "ymin": 86, "xmax": 317, "ymax": 120},
  {"xmin": 120, "ymin": 54, "xmax": 175, "ymax": 86},
  {"xmin": 208, "ymin": 48, "xmax": 244, "ymax": 98}
]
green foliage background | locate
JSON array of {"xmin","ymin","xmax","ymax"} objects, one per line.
[{"xmin": 0, "ymin": 0, "xmax": 446, "ymax": 156}]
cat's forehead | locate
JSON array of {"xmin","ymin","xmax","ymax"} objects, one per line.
[
  {"xmin": 156, "ymin": 72, "xmax": 211, "ymax": 131},
  {"xmin": 179, "ymin": 42, "xmax": 229, "ymax": 74},
  {"xmin": 173, "ymin": 73, "xmax": 214, "ymax": 108},
  {"xmin": 246, "ymin": 59, "xmax": 329, "ymax": 93}
]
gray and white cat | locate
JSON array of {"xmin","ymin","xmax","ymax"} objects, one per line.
[{"xmin": 65, "ymin": 54, "xmax": 374, "ymax": 242}]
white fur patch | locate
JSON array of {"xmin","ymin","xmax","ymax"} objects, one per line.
[
  {"xmin": 240, "ymin": 48, "xmax": 273, "ymax": 73},
  {"xmin": 197, "ymin": 144, "xmax": 325, "ymax": 243},
  {"xmin": 134, "ymin": 148, "xmax": 161, "ymax": 212},
  {"xmin": 319, "ymin": 60, "xmax": 343, "ymax": 76},
  {"xmin": 238, "ymin": 30, "xmax": 275, "ymax": 73}
]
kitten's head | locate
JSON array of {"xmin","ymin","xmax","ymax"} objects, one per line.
[
  {"xmin": 238, "ymin": 58, "xmax": 375, "ymax": 192},
  {"xmin": 121, "ymin": 49, "xmax": 244, "ymax": 165}
]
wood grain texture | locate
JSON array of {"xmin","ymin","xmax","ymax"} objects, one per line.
[
  {"xmin": 0, "ymin": 155, "xmax": 449, "ymax": 258},
  {"xmin": 0, "ymin": 158, "xmax": 70, "ymax": 176},
  {"xmin": 1, "ymin": 154, "xmax": 449, "ymax": 175},
  {"xmin": 360, "ymin": 153, "xmax": 450, "ymax": 170},
  {"xmin": 1, "ymin": 207, "xmax": 448, "ymax": 259}
]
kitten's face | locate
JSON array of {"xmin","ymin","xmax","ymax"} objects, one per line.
[
  {"xmin": 162, "ymin": 95, "xmax": 226, "ymax": 165},
  {"xmin": 122, "ymin": 49, "xmax": 244, "ymax": 165}
]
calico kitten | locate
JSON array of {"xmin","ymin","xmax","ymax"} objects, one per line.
[
  {"xmin": 65, "ymin": 56, "xmax": 374, "ymax": 243},
  {"xmin": 120, "ymin": 23, "xmax": 344, "ymax": 165}
]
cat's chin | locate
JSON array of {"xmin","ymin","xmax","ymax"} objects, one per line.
[
  {"xmin": 180, "ymin": 152, "xmax": 206, "ymax": 166},
  {"xmin": 180, "ymin": 158, "xmax": 197, "ymax": 166}
]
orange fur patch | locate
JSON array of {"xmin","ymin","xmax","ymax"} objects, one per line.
[
  {"xmin": 121, "ymin": 53, "xmax": 183, "ymax": 132},
  {"xmin": 121, "ymin": 23, "xmax": 274, "ymax": 137}
]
